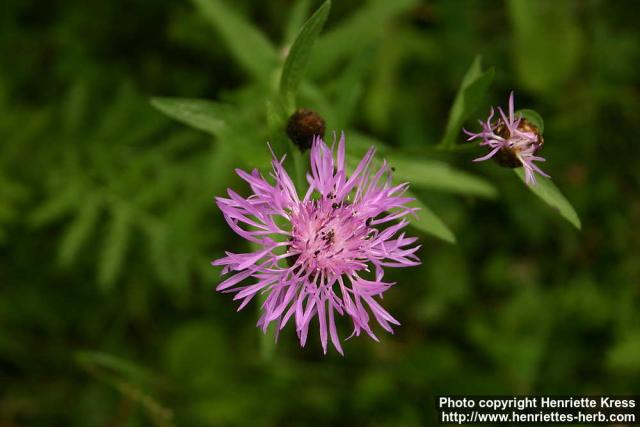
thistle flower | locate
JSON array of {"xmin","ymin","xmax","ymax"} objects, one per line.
[
  {"xmin": 465, "ymin": 92, "xmax": 549, "ymax": 185},
  {"xmin": 212, "ymin": 134, "xmax": 421, "ymax": 354}
]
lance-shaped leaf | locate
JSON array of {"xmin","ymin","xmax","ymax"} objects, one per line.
[
  {"xmin": 192, "ymin": 0, "xmax": 278, "ymax": 80},
  {"xmin": 151, "ymin": 97, "xmax": 271, "ymax": 167},
  {"xmin": 346, "ymin": 154, "xmax": 455, "ymax": 243},
  {"xmin": 405, "ymin": 190, "xmax": 456, "ymax": 244},
  {"xmin": 515, "ymin": 169, "xmax": 581, "ymax": 229},
  {"xmin": 309, "ymin": 0, "xmax": 417, "ymax": 78},
  {"xmin": 29, "ymin": 181, "xmax": 84, "ymax": 227},
  {"xmin": 440, "ymin": 56, "xmax": 494, "ymax": 148},
  {"xmin": 98, "ymin": 206, "xmax": 132, "ymax": 291},
  {"xmin": 387, "ymin": 154, "xmax": 498, "ymax": 198},
  {"xmin": 283, "ymin": 0, "xmax": 312, "ymax": 46},
  {"xmin": 150, "ymin": 97, "xmax": 231, "ymax": 136},
  {"xmin": 76, "ymin": 351, "xmax": 156, "ymax": 386},
  {"xmin": 58, "ymin": 197, "xmax": 102, "ymax": 266},
  {"xmin": 76, "ymin": 351, "xmax": 172, "ymax": 423},
  {"xmin": 344, "ymin": 131, "xmax": 393, "ymax": 156},
  {"xmin": 280, "ymin": 0, "xmax": 331, "ymax": 112}
]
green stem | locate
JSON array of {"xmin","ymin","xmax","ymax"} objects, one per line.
[
  {"xmin": 259, "ymin": 292, "xmax": 277, "ymax": 361},
  {"xmin": 288, "ymin": 140, "xmax": 306, "ymax": 194}
]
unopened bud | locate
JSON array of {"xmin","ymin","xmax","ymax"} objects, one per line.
[{"xmin": 286, "ymin": 108, "xmax": 326, "ymax": 151}]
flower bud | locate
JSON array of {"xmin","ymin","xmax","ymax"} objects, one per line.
[{"xmin": 286, "ymin": 108, "xmax": 326, "ymax": 151}]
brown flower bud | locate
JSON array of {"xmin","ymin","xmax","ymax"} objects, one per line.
[{"xmin": 286, "ymin": 108, "xmax": 326, "ymax": 151}]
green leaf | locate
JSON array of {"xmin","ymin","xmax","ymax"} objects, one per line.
[
  {"xmin": 345, "ymin": 131, "xmax": 393, "ymax": 156},
  {"xmin": 58, "ymin": 198, "xmax": 102, "ymax": 266},
  {"xmin": 387, "ymin": 155, "xmax": 497, "ymax": 198},
  {"xmin": 405, "ymin": 191, "xmax": 456, "ymax": 244},
  {"xmin": 151, "ymin": 97, "xmax": 271, "ymax": 168},
  {"xmin": 76, "ymin": 351, "xmax": 156, "ymax": 386},
  {"xmin": 76, "ymin": 351, "xmax": 172, "ymax": 424},
  {"xmin": 514, "ymin": 169, "xmax": 581, "ymax": 229},
  {"xmin": 345, "ymin": 153, "xmax": 454, "ymax": 242},
  {"xmin": 309, "ymin": 0, "xmax": 417, "ymax": 78},
  {"xmin": 440, "ymin": 56, "xmax": 495, "ymax": 148},
  {"xmin": 192, "ymin": 0, "xmax": 278, "ymax": 79},
  {"xmin": 280, "ymin": 0, "xmax": 331, "ymax": 112},
  {"xmin": 516, "ymin": 108, "xmax": 544, "ymax": 133},
  {"xmin": 29, "ymin": 183, "xmax": 84, "ymax": 227},
  {"xmin": 223, "ymin": 120, "xmax": 273, "ymax": 168},
  {"xmin": 98, "ymin": 207, "xmax": 132, "ymax": 291},
  {"xmin": 283, "ymin": 0, "xmax": 311, "ymax": 46},
  {"xmin": 150, "ymin": 97, "xmax": 231, "ymax": 136}
]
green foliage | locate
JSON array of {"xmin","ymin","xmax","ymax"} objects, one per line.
[
  {"xmin": 280, "ymin": 0, "xmax": 331, "ymax": 112},
  {"xmin": 328, "ymin": 47, "xmax": 374, "ymax": 129},
  {"xmin": 345, "ymin": 154, "xmax": 456, "ymax": 243},
  {"xmin": 363, "ymin": 28, "xmax": 431, "ymax": 134},
  {"xmin": 404, "ymin": 191, "xmax": 456, "ymax": 244},
  {"xmin": 76, "ymin": 351, "xmax": 173, "ymax": 426},
  {"xmin": 608, "ymin": 331, "xmax": 640, "ymax": 374},
  {"xmin": 309, "ymin": 0, "xmax": 418, "ymax": 78},
  {"xmin": 1, "ymin": 0, "xmax": 637, "ymax": 426},
  {"xmin": 98, "ymin": 206, "xmax": 132, "ymax": 291},
  {"xmin": 28, "ymin": 84, "xmax": 216, "ymax": 296},
  {"xmin": 58, "ymin": 196, "xmax": 102, "ymax": 266},
  {"xmin": 151, "ymin": 97, "xmax": 270, "ymax": 168},
  {"xmin": 150, "ymin": 97, "xmax": 231, "ymax": 136},
  {"xmin": 0, "ymin": 173, "xmax": 27, "ymax": 244},
  {"xmin": 469, "ymin": 287, "xmax": 552, "ymax": 391},
  {"xmin": 164, "ymin": 322, "xmax": 231, "ymax": 388},
  {"xmin": 388, "ymin": 155, "xmax": 497, "ymax": 198},
  {"xmin": 283, "ymin": 0, "xmax": 312, "ymax": 46},
  {"xmin": 508, "ymin": 0, "xmax": 583, "ymax": 94},
  {"xmin": 514, "ymin": 169, "xmax": 582, "ymax": 229},
  {"xmin": 192, "ymin": 0, "xmax": 278, "ymax": 80},
  {"xmin": 440, "ymin": 56, "xmax": 495, "ymax": 148}
]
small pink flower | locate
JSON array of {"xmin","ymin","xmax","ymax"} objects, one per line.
[
  {"xmin": 465, "ymin": 92, "xmax": 549, "ymax": 185},
  {"xmin": 213, "ymin": 134, "xmax": 421, "ymax": 354}
]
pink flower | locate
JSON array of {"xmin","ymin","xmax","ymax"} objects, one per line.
[
  {"xmin": 213, "ymin": 134, "xmax": 421, "ymax": 354},
  {"xmin": 465, "ymin": 92, "xmax": 549, "ymax": 185}
]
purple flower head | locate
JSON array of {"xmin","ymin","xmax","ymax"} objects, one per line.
[
  {"xmin": 464, "ymin": 92, "xmax": 549, "ymax": 185},
  {"xmin": 213, "ymin": 133, "xmax": 421, "ymax": 354}
]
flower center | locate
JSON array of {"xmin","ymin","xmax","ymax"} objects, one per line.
[{"xmin": 287, "ymin": 196, "xmax": 371, "ymax": 276}]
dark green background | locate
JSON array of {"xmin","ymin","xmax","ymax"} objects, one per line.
[{"xmin": 1, "ymin": 0, "xmax": 638, "ymax": 425}]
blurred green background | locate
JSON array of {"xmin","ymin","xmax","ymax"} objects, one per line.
[{"xmin": 1, "ymin": 0, "xmax": 639, "ymax": 425}]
